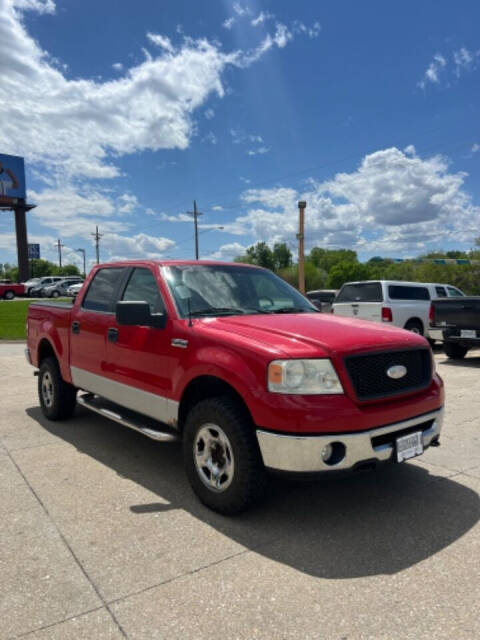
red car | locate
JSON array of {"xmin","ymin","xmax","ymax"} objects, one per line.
[
  {"xmin": 26, "ymin": 260, "xmax": 444, "ymax": 513},
  {"xmin": 0, "ymin": 282, "xmax": 25, "ymax": 299}
]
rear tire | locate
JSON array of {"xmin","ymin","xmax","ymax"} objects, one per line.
[
  {"xmin": 38, "ymin": 356, "xmax": 77, "ymax": 420},
  {"xmin": 444, "ymin": 342, "xmax": 468, "ymax": 360},
  {"xmin": 404, "ymin": 319, "xmax": 424, "ymax": 336},
  {"xmin": 183, "ymin": 396, "xmax": 266, "ymax": 515},
  {"xmin": 4, "ymin": 290, "xmax": 14, "ymax": 300},
  {"xmin": 52, "ymin": 290, "xmax": 59, "ymax": 298}
]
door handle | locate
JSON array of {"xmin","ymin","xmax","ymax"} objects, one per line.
[
  {"xmin": 72, "ymin": 321, "xmax": 80, "ymax": 334},
  {"xmin": 107, "ymin": 327, "xmax": 118, "ymax": 343}
]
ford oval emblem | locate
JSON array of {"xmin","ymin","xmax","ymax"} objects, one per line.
[{"xmin": 386, "ymin": 365, "xmax": 407, "ymax": 379}]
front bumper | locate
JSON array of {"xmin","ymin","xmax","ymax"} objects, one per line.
[{"xmin": 256, "ymin": 408, "xmax": 443, "ymax": 473}]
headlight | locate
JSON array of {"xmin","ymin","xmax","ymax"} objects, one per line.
[{"xmin": 268, "ymin": 359, "xmax": 344, "ymax": 395}]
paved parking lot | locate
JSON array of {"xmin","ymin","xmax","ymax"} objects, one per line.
[{"xmin": 1, "ymin": 343, "xmax": 479, "ymax": 639}]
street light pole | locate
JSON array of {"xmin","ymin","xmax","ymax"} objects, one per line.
[
  {"xmin": 297, "ymin": 201, "xmax": 306, "ymax": 294},
  {"xmin": 75, "ymin": 248, "xmax": 86, "ymax": 277}
]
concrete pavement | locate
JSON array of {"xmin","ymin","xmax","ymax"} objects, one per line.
[{"xmin": 1, "ymin": 343, "xmax": 479, "ymax": 639}]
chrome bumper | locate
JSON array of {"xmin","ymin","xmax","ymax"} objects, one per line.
[{"xmin": 256, "ymin": 408, "xmax": 443, "ymax": 473}]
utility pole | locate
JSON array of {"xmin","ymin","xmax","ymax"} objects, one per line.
[
  {"xmin": 55, "ymin": 238, "xmax": 64, "ymax": 268},
  {"xmin": 75, "ymin": 248, "xmax": 86, "ymax": 277},
  {"xmin": 187, "ymin": 200, "xmax": 203, "ymax": 260},
  {"xmin": 91, "ymin": 226, "xmax": 103, "ymax": 264},
  {"xmin": 297, "ymin": 201, "xmax": 306, "ymax": 294}
]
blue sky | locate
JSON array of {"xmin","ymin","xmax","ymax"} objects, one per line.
[{"xmin": 0, "ymin": 0, "xmax": 479, "ymax": 271}]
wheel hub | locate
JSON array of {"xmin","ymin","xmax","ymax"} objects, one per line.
[
  {"xmin": 194, "ymin": 424, "xmax": 235, "ymax": 492},
  {"xmin": 41, "ymin": 371, "xmax": 54, "ymax": 408}
]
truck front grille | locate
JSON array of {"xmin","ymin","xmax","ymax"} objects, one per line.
[{"xmin": 344, "ymin": 349, "xmax": 431, "ymax": 401}]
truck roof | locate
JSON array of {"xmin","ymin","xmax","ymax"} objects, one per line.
[{"xmin": 92, "ymin": 259, "xmax": 259, "ymax": 269}]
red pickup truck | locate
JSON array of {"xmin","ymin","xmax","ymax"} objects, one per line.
[
  {"xmin": 0, "ymin": 281, "xmax": 25, "ymax": 299},
  {"xmin": 26, "ymin": 260, "xmax": 444, "ymax": 513}
]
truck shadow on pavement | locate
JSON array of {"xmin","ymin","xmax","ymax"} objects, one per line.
[{"xmin": 27, "ymin": 405, "xmax": 479, "ymax": 580}]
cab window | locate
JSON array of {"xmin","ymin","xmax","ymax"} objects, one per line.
[
  {"xmin": 447, "ymin": 286, "xmax": 464, "ymax": 297},
  {"xmin": 82, "ymin": 268, "xmax": 125, "ymax": 312},
  {"xmin": 388, "ymin": 285, "xmax": 430, "ymax": 301},
  {"xmin": 435, "ymin": 286, "xmax": 447, "ymax": 297},
  {"xmin": 121, "ymin": 268, "xmax": 166, "ymax": 314}
]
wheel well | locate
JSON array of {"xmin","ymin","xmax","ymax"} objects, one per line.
[
  {"xmin": 38, "ymin": 339, "xmax": 56, "ymax": 365},
  {"xmin": 404, "ymin": 317, "xmax": 424, "ymax": 333},
  {"xmin": 178, "ymin": 376, "xmax": 252, "ymax": 431}
]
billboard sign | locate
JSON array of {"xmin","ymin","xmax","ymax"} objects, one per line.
[
  {"xmin": 28, "ymin": 243, "xmax": 40, "ymax": 260},
  {"xmin": 0, "ymin": 153, "xmax": 26, "ymax": 205}
]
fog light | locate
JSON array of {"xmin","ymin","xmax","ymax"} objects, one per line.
[{"xmin": 321, "ymin": 444, "xmax": 333, "ymax": 462}]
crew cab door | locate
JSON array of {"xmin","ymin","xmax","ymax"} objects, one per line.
[
  {"xmin": 104, "ymin": 266, "xmax": 179, "ymax": 425},
  {"xmin": 70, "ymin": 267, "xmax": 126, "ymax": 387}
]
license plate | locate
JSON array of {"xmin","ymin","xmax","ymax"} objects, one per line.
[
  {"xmin": 461, "ymin": 330, "xmax": 476, "ymax": 338},
  {"xmin": 396, "ymin": 431, "xmax": 423, "ymax": 463}
]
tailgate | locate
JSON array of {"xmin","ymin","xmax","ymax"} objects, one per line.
[
  {"xmin": 432, "ymin": 297, "xmax": 480, "ymax": 329},
  {"xmin": 333, "ymin": 301, "xmax": 383, "ymax": 322}
]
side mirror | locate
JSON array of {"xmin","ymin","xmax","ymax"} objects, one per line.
[{"xmin": 115, "ymin": 301, "xmax": 167, "ymax": 329}]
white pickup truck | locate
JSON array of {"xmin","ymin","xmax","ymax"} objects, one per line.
[{"xmin": 332, "ymin": 280, "xmax": 464, "ymax": 340}]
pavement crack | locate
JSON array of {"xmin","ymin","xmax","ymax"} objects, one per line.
[
  {"xmin": 10, "ymin": 605, "xmax": 105, "ymax": 639},
  {"xmin": 6, "ymin": 449, "xmax": 129, "ymax": 639}
]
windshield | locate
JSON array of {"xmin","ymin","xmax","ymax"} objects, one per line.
[{"xmin": 164, "ymin": 264, "xmax": 317, "ymax": 317}]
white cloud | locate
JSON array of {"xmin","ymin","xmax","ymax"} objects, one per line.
[
  {"xmin": 223, "ymin": 16, "xmax": 235, "ymax": 30},
  {"xmin": 251, "ymin": 11, "xmax": 274, "ymax": 27},
  {"xmin": 472, "ymin": 143, "xmax": 480, "ymax": 153},
  {"xmin": 1, "ymin": 0, "xmax": 305, "ymax": 184},
  {"xmin": 202, "ymin": 131, "xmax": 218, "ymax": 145},
  {"xmin": 112, "ymin": 62, "xmax": 123, "ymax": 71},
  {"xmin": 204, "ymin": 107, "xmax": 215, "ymax": 119},
  {"xmin": 147, "ymin": 32, "xmax": 174, "ymax": 53},
  {"xmin": 418, "ymin": 47, "xmax": 480, "ymax": 89},
  {"xmin": 102, "ymin": 232, "xmax": 175, "ymax": 260},
  {"xmin": 212, "ymin": 205, "xmax": 224, "ymax": 211},
  {"xmin": 225, "ymin": 147, "xmax": 480, "ymax": 253},
  {"xmin": 247, "ymin": 146, "xmax": 269, "ymax": 156},
  {"xmin": 118, "ymin": 192, "xmax": 139, "ymax": 214},
  {"xmin": 207, "ymin": 242, "xmax": 247, "ymax": 260},
  {"xmin": 232, "ymin": 3, "xmax": 250, "ymax": 17}
]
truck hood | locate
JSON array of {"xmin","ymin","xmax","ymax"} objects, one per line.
[{"xmin": 197, "ymin": 312, "xmax": 427, "ymax": 358}]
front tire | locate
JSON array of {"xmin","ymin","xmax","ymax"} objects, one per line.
[
  {"xmin": 4, "ymin": 290, "xmax": 14, "ymax": 300},
  {"xmin": 183, "ymin": 397, "xmax": 266, "ymax": 514},
  {"xmin": 38, "ymin": 356, "xmax": 77, "ymax": 420},
  {"xmin": 444, "ymin": 342, "xmax": 468, "ymax": 360}
]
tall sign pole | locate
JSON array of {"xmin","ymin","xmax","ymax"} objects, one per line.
[{"xmin": 297, "ymin": 201, "xmax": 306, "ymax": 293}]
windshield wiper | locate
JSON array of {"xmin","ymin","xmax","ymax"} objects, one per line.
[
  {"xmin": 270, "ymin": 307, "xmax": 318, "ymax": 314},
  {"xmin": 189, "ymin": 307, "xmax": 246, "ymax": 317}
]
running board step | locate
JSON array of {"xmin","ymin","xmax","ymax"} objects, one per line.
[{"xmin": 77, "ymin": 393, "xmax": 179, "ymax": 442}]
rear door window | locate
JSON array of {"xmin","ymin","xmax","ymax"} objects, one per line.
[
  {"xmin": 336, "ymin": 282, "xmax": 383, "ymax": 303},
  {"xmin": 435, "ymin": 286, "xmax": 447, "ymax": 297},
  {"xmin": 82, "ymin": 268, "xmax": 125, "ymax": 312},
  {"xmin": 388, "ymin": 285, "xmax": 430, "ymax": 301}
]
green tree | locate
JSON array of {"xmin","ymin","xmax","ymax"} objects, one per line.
[
  {"xmin": 309, "ymin": 248, "xmax": 357, "ymax": 272},
  {"xmin": 235, "ymin": 242, "xmax": 275, "ymax": 270},
  {"xmin": 272, "ymin": 243, "xmax": 293, "ymax": 270},
  {"xmin": 325, "ymin": 260, "xmax": 369, "ymax": 289}
]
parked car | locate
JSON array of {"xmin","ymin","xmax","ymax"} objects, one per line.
[
  {"xmin": 332, "ymin": 280, "xmax": 465, "ymax": 340},
  {"xmin": 306, "ymin": 289, "xmax": 338, "ymax": 312},
  {"xmin": 43, "ymin": 278, "xmax": 84, "ymax": 298},
  {"xmin": 66, "ymin": 282, "xmax": 84, "ymax": 298},
  {"xmin": 0, "ymin": 282, "xmax": 25, "ymax": 299},
  {"xmin": 430, "ymin": 296, "xmax": 480, "ymax": 359},
  {"xmin": 26, "ymin": 260, "xmax": 444, "ymax": 514},
  {"xmin": 29, "ymin": 276, "xmax": 64, "ymax": 297},
  {"xmin": 22, "ymin": 277, "xmax": 41, "ymax": 295}
]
